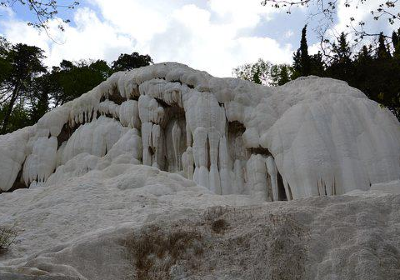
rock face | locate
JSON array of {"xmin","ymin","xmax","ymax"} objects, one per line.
[
  {"xmin": 1, "ymin": 63, "xmax": 400, "ymax": 279},
  {"xmin": 1, "ymin": 62, "xmax": 400, "ymax": 200},
  {"xmin": 0, "ymin": 164, "xmax": 399, "ymax": 280}
]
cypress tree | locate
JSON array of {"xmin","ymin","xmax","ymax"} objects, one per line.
[
  {"xmin": 292, "ymin": 25, "xmax": 311, "ymax": 78},
  {"xmin": 392, "ymin": 29, "xmax": 400, "ymax": 59}
]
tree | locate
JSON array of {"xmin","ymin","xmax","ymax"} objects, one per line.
[
  {"xmin": 29, "ymin": 73, "xmax": 57, "ymax": 124},
  {"xmin": 377, "ymin": 32, "xmax": 391, "ymax": 59},
  {"xmin": 332, "ymin": 33, "xmax": 352, "ymax": 62},
  {"xmin": 51, "ymin": 59, "xmax": 111, "ymax": 106},
  {"xmin": 0, "ymin": 38, "xmax": 11, "ymax": 86},
  {"xmin": 0, "ymin": 36, "xmax": 155, "ymax": 134},
  {"xmin": 271, "ymin": 64, "xmax": 292, "ymax": 86},
  {"xmin": 392, "ymin": 29, "xmax": 400, "ymax": 58},
  {"xmin": 0, "ymin": 42, "xmax": 46, "ymax": 133},
  {"xmin": 233, "ymin": 59, "xmax": 272, "ymax": 85},
  {"xmin": 292, "ymin": 25, "xmax": 312, "ymax": 78},
  {"xmin": 0, "ymin": 0, "xmax": 79, "ymax": 31},
  {"xmin": 326, "ymin": 32, "xmax": 354, "ymax": 82},
  {"xmin": 309, "ymin": 52, "xmax": 325, "ymax": 75},
  {"xmin": 111, "ymin": 52, "xmax": 153, "ymax": 72}
]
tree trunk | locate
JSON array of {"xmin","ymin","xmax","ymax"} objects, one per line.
[{"xmin": 1, "ymin": 83, "xmax": 20, "ymax": 134}]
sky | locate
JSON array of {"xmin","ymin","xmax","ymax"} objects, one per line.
[{"xmin": 0, "ymin": 0, "xmax": 398, "ymax": 77}]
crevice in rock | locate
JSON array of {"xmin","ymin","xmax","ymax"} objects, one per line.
[
  {"xmin": 249, "ymin": 147, "xmax": 272, "ymax": 156},
  {"xmin": 6, "ymin": 166, "xmax": 27, "ymax": 193},
  {"xmin": 107, "ymin": 92, "xmax": 125, "ymax": 105},
  {"xmin": 277, "ymin": 172, "xmax": 288, "ymax": 201},
  {"xmin": 228, "ymin": 121, "xmax": 245, "ymax": 135}
]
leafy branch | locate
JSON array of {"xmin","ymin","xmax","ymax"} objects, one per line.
[
  {"xmin": 262, "ymin": 0, "xmax": 400, "ymax": 40},
  {"xmin": 0, "ymin": 0, "xmax": 79, "ymax": 31}
]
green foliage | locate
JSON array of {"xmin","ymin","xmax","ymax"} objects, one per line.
[
  {"xmin": 111, "ymin": 52, "xmax": 153, "ymax": 72},
  {"xmin": 0, "ymin": 40, "xmax": 46, "ymax": 133},
  {"xmin": 233, "ymin": 59, "xmax": 272, "ymax": 85},
  {"xmin": 0, "ymin": 35, "xmax": 154, "ymax": 135},
  {"xmin": 233, "ymin": 25, "xmax": 400, "ymax": 121},
  {"xmin": 376, "ymin": 33, "xmax": 391, "ymax": 59},
  {"xmin": 271, "ymin": 64, "xmax": 292, "ymax": 86},
  {"xmin": 51, "ymin": 59, "xmax": 111, "ymax": 105},
  {"xmin": 326, "ymin": 32, "xmax": 354, "ymax": 82},
  {"xmin": 292, "ymin": 26, "xmax": 325, "ymax": 79},
  {"xmin": 292, "ymin": 25, "xmax": 311, "ymax": 78}
]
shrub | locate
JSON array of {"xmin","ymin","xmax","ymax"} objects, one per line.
[
  {"xmin": 124, "ymin": 225, "xmax": 203, "ymax": 280},
  {"xmin": 211, "ymin": 219, "xmax": 229, "ymax": 234},
  {"xmin": 0, "ymin": 225, "xmax": 18, "ymax": 253}
]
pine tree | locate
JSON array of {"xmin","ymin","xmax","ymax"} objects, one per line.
[
  {"xmin": 353, "ymin": 45, "xmax": 374, "ymax": 98},
  {"xmin": 310, "ymin": 52, "xmax": 325, "ymax": 76},
  {"xmin": 332, "ymin": 33, "xmax": 352, "ymax": 62},
  {"xmin": 278, "ymin": 65, "xmax": 291, "ymax": 85},
  {"xmin": 271, "ymin": 64, "xmax": 292, "ymax": 86},
  {"xmin": 376, "ymin": 33, "xmax": 391, "ymax": 59},
  {"xmin": 326, "ymin": 32, "xmax": 353, "ymax": 82}
]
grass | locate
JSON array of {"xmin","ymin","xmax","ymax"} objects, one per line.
[
  {"xmin": 0, "ymin": 225, "xmax": 18, "ymax": 254},
  {"xmin": 124, "ymin": 224, "xmax": 203, "ymax": 280},
  {"xmin": 123, "ymin": 209, "xmax": 309, "ymax": 280}
]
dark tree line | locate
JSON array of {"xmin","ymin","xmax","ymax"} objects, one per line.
[
  {"xmin": 0, "ymin": 37, "xmax": 152, "ymax": 134},
  {"xmin": 290, "ymin": 25, "xmax": 400, "ymax": 119},
  {"xmin": 234, "ymin": 25, "xmax": 400, "ymax": 120}
]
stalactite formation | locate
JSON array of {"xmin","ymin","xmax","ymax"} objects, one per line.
[{"xmin": 1, "ymin": 62, "xmax": 400, "ymax": 200}]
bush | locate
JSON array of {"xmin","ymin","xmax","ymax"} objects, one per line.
[
  {"xmin": 0, "ymin": 225, "xmax": 18, "ymax": 253},
  {"xmin": 124, "ymin": 225, "xmax": 203, "ymax": 280}
]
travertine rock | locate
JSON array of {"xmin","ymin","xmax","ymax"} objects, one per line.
[{"xmin": 1, "ymin": 62, "xmax": 400, "ymax": 201}]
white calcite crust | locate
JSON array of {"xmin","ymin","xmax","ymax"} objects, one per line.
[
  {"xmin": 0, "ymin": 62, "xmax": 399, "ymax": 201},
  {"xmin": 0, "ymin": 165, "xmax": 399, "ymax": 280}
]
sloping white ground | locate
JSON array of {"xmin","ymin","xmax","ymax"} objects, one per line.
[
  {"xmin": 1, "ymin": 63, "xmax": 400, "ymax": 200},
  {"xmin": 0, "ymin": 163, "xmax": 399, "ymax": 280}
]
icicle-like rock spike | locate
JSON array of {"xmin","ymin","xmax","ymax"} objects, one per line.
[
  {"xmin": 172, "ymin": 121, "xmax": 182, "ymax": 171},
  {"xmin": 266, "ymin": 156, "xmax": 279, "ymax": 201}
]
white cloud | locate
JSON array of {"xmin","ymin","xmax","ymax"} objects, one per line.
[
  {"xmin": 208, "ymin": 0, "xmax": 276, "ymax": 28},
  {"xmin": 308, "ymin": 42, "xmax": 320, "ymax": 55},
  {"xmin": 1, "ymin": 8, "xmax": 135, "ymax": 66},
  {"xmin": 284, "ymin": 30, "xmax": 294, "ymax": 39},
  {"xmin": 0, "ymin": 0, "xmax": 292, "ymax": 77},
  {"xmin": 0, "ymin": 5, "xmax": 14, "ymax": 17},
  {"xmin": 332, "ymin": 0, "xmax": 400, "ymax": 38}
]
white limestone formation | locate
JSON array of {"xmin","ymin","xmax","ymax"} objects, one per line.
[{"xmin": 1, "ymin": 62, "xmax": 400, "ymax": 201}]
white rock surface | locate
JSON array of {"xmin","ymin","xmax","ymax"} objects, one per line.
[
  {"xmin": 0, "ymin": 61, "xmax": 400, "ymax": 278},
  {"xmin": 0, "ymin": 164, "xmax": 399, "ymax": 279},
  {"xmin": 1, "ymin": 62, "xmax": 399, "ymax": 200}
]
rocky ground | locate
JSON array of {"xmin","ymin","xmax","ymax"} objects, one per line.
[{"xmin": 0, "ymin": 164, "xmax": 399, "ymax": 280}]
